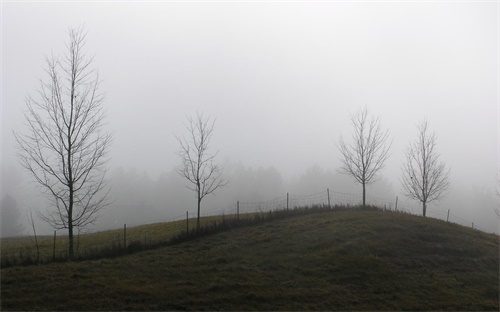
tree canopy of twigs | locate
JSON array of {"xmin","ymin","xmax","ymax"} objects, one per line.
[
  {"xmin": 400, "ymin": 120, "xmax": 450, "ymax": 217},
  {"xmin": 337, "ymin": 107, "xmax": 392, "ymax": 206},
  {"xmin": 14, "ymin": 27, "xmax": 112, "ymax": 259},
  {"xmin": 176, "ymin": 113, "xmax": 227, "ymax": 230}
]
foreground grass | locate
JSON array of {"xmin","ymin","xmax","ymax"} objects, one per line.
[{"xmin": 1, "ymin": 210, "xmax": 498, "ymax": 311}]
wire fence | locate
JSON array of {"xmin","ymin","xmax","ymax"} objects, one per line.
[
  {"xmin": 200, "ymin": 188, "xmax": 490, "ymax": 233},
  {"xmin": 0, "ymin": 188, "xmax": 493, "ymax": 266}
]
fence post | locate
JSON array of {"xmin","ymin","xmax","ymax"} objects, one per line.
[
  {"xmin": 327, "ymin": 188, "xmax": 331, "ymax": 209},
  {"xmin": 237, "ymin": 201, "xmax": 240, "ymax": 221},
  {"xmin": 395, "ymin": 196, "xmax": 398, "ymax": 212},
  {"xmin": 53, "ymin": 230, "xmax": 56, "ymax": 261},
  {"xmin": 124, "ymin": 224, "xmax": 127, "ymax": 249},
  {"xmin": 76, "ymin": 228, "xmax": 80, "ymax": 257},
  {"xmin": 286, "ymin": 193, "xmax": 289, "ymax": 211},
  {"xmin": 446, "ymin": 209, "xmax": 450, "ymax": 222}
]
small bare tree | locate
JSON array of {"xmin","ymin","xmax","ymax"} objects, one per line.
[
  {"xmin": 337, "ymin": 107, "xmax": 392, "ymax": 206},
  {"xmin": 401, "ymin": 120, "xmax": 450, "ymax": 217},
  {"xmin": 14, "ymin": 27, "xmax": 112, "ymax": 259},
  {"xmin": 176, "ymin": 113, "xmax": 227, "ymax": 230}
]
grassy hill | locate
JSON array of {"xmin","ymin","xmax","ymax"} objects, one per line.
[{"xmin": 1, "ymin": 209, "xmax": 498, "ymax": 311}]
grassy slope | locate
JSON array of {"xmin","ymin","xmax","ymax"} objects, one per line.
[
  {"xmin": 1, "ymin": 210, "xmax": 498, "ymax": 311},
  {"xmin": 1, "ymin": 215, "xmax": 238, "ymax": 264}
]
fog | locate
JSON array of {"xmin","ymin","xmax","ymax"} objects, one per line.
[{"xmin": 1, "ymin": 1, "xmax": 498, "ymax": 235}]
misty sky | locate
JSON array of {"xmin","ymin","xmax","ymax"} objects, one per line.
[{"xmin": 1, "ymin": 1, "xmax": 498, "ymax": 232}]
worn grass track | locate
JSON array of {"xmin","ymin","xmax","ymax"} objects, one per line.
[{"xmin": 1, "ymin": 210, "xmax": 498, "ymax": 311}]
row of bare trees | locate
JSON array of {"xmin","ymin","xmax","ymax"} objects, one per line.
[
  {"xmin": 337, "ymin": 107, "xmax": 451, "ymax": 217},
  {"xmin": 13, "ymin": 27, "xmax": 451, "ymax": 259}
]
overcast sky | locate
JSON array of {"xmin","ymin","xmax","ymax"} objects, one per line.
[{"xmin": 1, "ymin": 1, "xmax": 498, "ymax": 231}]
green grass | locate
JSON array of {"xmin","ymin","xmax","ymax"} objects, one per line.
[{"xmin": 1, "ymin": 209, "xmax": 498, "ymax": 311}]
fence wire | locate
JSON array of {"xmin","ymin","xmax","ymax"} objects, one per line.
[{"xmin": 1, "ymin": 188, "xmax": 494, "ymax": 266}]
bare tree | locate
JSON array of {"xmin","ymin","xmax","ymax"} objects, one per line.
[
  {"xmin": 401, "ymin": 120, "xmax": 450, "ymax": 217},
  {"xmin": 337, "ymin": 107, "xmax": 392, "ymax": 206},
  {"xmin": 176, "ymin": 113, "xmax": 227, "ymax": 230},
  {"xmin": 14, "ymin": 27, "xmax": 112, "ymax": 259}
]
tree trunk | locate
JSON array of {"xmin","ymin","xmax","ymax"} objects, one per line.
[
  {"xmin": 362, "ymin": 182, "xmax": 366, "ymax": 206},
  {"xmin": 68, "ymin": 176, "xmax": 74, "ymax": 260},
  {"xmin": 68, "ymin": 215, "xmax": 74, "ymax": 259},
  {"xmin": 197, "ymin": 197, "xmax": 201, "ymax": 231},
  {"xmin": 422, "ymin": 201, "xmax": 427, "ymax": 217}
]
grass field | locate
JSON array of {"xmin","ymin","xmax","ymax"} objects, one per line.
[
  {"xmin": 1, "ymin": 213, "xmax": 255, "ymax": 266},
  {"xmin": 1, "ymin": 209, "xmax": 498, "ymax": 311}
]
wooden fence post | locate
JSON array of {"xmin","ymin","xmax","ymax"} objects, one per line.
[
  {"xmin": 286, "ymin": 193, "xmax": 289, "ymax": 211},
  {"xmin": 327, "ymin": 188, "xmax": 331, "ymax": 209},
  {"xmin": 124, "ymin": 224, "xmax": 127, "ymax": 249},
  {"xmin": 76, "ymin": 228, "xmax": 80, "ymax": 257},
  {"xmin": 53, "ymin": 230, "xmax": 56, "ymax": 261}
]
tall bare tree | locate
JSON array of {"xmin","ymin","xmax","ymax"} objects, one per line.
[
  {"xmin": 337, "ymin": 107, "xmax": 392, "ymax": 206},
  {"xmin": 176, "ymin": 113, "xmax": 227, "ymax": 230},
  {"xmin": 401, "ymin": 120, "xmax": 450, "ymax": 217},
  {"xmin": 14, "ymin": 27, "xmax": 112, "ymax": 259}
]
